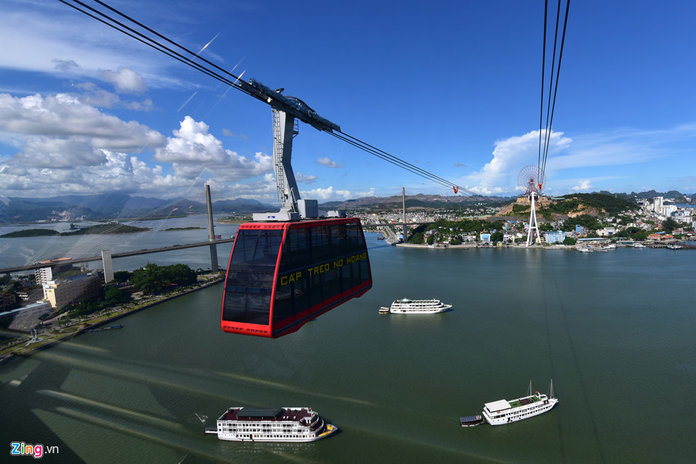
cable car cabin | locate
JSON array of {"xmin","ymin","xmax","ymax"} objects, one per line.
[{"xmin": 221, "ymin": 218, "xmax": 372, "ymax": 338}]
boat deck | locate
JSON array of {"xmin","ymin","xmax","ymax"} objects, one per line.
[{"xmin": 507, "ymin": 395, "xmax": 542, "ymax": 409}]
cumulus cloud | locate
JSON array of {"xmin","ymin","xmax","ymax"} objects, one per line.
[
  {"xmin": 463, "ymin": 130, "xmax": 571, "ymax": 195},
  {"xmin": 0, "ymin": 95, "xmax": 272, "ymax": 199},
  {"xmin": 571, "ymin": 179, "xmax": 593, "ymax": 191},
  {"xmin": 155, "ymin": 116, "xmax": 272, "ymax": 180},
  {"xmin": 317, "ymin": 157, "xmax": 344, "ymax": 168},
  {"xmin": 0, "ymin": 149, "xmax": 188, "ymax": 198},
  {"xmin": 156, "ymin": 117, "xmax": 228, "ymax": 164},
  {"xmin": 0, "ymin": 93, "xmax": 165, "ymax": 151},
  {"xmin": 14, "ymin": 138, "xmax": 107, "ymax": 168},
  {"xmin": 301, "ymin": 186, "xmax": 352, "ymax": 201}
]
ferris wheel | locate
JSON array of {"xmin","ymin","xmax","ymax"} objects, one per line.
[{"xmin": 517, "ymin": 165, "xmax": 542, "ymax": 246}]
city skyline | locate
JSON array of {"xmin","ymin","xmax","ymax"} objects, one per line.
[{"xmin": 1, "ymin": 0, "xmax": 695, "ymax": 204}]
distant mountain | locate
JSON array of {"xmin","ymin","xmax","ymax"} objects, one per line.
[
  {"xmin": 0, "ymin": 194, "xmax": 275, "ymax": 224},
  {"xmin": 321, "ymin": 194, "xmax": 514, "ymax": 211},
  {"xmin": 623, "ymin": 190, "xmax": 694, "ymax": 203},
  {"xmin": 0, "ymin": 190, "xmax": 691, "ymax": 224}
]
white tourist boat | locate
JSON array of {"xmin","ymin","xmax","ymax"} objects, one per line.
[
  {"xmin": 380, "ymin": 298, "xmax": 452, "ymax": 314},
  {"xmin": 482, "ymin": 381, "xmax": 558, "ymax": 426},
  {"xmin": 205, "ymin": 407, "xmax": 337, "ymax": 442}
]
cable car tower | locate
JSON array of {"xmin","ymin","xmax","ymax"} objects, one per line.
[
  {"xmin": 239, "ymin": 79, "xmax": 341, "ymax": 221},
  {"xmin": 518, "ymin": 165, "xmax": 542, "ymax": 247}
]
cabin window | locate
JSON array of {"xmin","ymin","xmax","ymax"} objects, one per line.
[{"xmin": 223, "ymin": 229, "xmax": 283, "ymax": 324}]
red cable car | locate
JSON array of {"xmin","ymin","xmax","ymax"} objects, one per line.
[
  {"xmin": 218, "ymin": 83, "xmax": 373, "ymax": 337},
  {"xmin": 221, "ymin": 218, "xmax": 372, "ymax": 338}
]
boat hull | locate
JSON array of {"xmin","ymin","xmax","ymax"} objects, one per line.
[
  {"xmin": 216, "ymin": 424, "xmax": 337, "ymax": 442},
  {"xmin": 389, "ymin": 305, "xmax": 451, "ymax": 314}
]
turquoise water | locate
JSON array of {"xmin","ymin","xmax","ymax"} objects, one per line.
[{"xmin": 1, "ymin": 228, "xmax": 695, "ymax": 463}]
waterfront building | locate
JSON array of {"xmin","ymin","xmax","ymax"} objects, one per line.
[
  {"xmin": 43, "ymin": 274, "xmax": 101, "ymax": 309},
  {"xmin": 575, "ymin": 225, "xmax": 585, "ymax": 235},
  {"xmin": 545, "ymin": 230, "xmax": 566, "ymax": 244},
  {"xmin": 480, "ymin": 233, "xmax": 491, "ymax": 242},
  {"xmin": 34, "ymin": 267, "xmax": 53, "ymax": 285}
]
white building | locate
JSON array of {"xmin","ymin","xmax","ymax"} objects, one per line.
[
  {"xmin": 34, "ymin": 267, "xmax": 53, "ymax": 285},
  {"xmin": 653, "ymin": 196, "xmax": 664, "ymax": 214},
  {"xmin": 597, "ymin": 226, "xmax": 616, "ymax": 237}
]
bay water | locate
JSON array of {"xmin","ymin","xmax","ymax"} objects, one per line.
[{"xmin": 1, "ymin": 217, "xmax": 695, "ymax": 463}]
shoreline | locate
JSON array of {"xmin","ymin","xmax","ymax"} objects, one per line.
[
  {"xmin": 394, "ymin": 242, "xmax": 694, "ymax": 250},
  {"xmin": 396, "ymin": 243, "xmax": 573, "ymax": 250},
  {"xmin": 0, "ymin": 276, "xmax": 224, "ymax": 366}
]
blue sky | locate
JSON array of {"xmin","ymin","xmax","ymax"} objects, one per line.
[{"xmin": 1, "ymin": 0, "xmax": 695, "ymax": 204}]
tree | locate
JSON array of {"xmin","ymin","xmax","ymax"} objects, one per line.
[
  {"xmin": 104, "ymin": 285, "xmax": 130, "ymax": 306},
  {"xmin": 562, "ymin": 214, "xmax": 602, "ymax": 232},
  {"xmin": 563, "ymin": 237, "xmax": 577, "ymax": 245},
  {"xmin": 131, "ymin": 263, "xmax": 197, "ymax": 294},
  {"xmin": 662, "ymin": 217, "xmax": 679, "ymax": 233},
  {"xmin": 490, "ymin": 231, "xmax": 504, "ymax": 243},
  {"xmin": 427, "ymin": 235, "xmax": 435, "ymax": 245},
  {"xmin": 113, "ymin": 271, "xmax": 131, "ymax": 283},
  {"xmin": 409, "ymin": 232, "xmax": 425, "ymax": 244}
]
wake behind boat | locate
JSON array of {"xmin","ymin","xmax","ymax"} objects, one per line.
[{"xmin": 379, "ymin": 298, "xmax": 452, "ymax": 314}]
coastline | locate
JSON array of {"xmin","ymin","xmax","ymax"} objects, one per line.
[
  {"xmin": 395, "ymin": 242, "xmax": 572, "ymax": 250},
  {"xmin": 0, "ymin": 275, "xmax": 224, "ymax": 366}
]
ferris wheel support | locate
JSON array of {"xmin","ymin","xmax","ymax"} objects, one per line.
[{"xmin": 526, "ymin": 191, "xmax": 541, "ymax": 246}]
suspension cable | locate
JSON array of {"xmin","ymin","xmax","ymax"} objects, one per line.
[
  {"xmin": 537, "ymin": 0, "xmax": 571, "ymax": 190},
  {"xmin": 57, "ymin": 0, "xmax": 471, "ymax": 196}
]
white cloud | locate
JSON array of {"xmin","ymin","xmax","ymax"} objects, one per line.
[
  {"xmin": 155, "ymin": 116, "xmax": 272, "ymax": 180},
  {"xmin": 0, "ymin": 96, "xmax": 272, "ymax": 199},
  {"xmin": 74, "ymin": 82, "xmax": 153, "ymax": 111},
  {"xmin": 14, "ymin": 138, "xmax": 106, "ymax": 168},
  {"xmin": 0, "ymin": 5, "xmax": 183, "ymax": 89},
  {"xmin": 99, "ymin": 68, "xmax": 147, "ymax": 94},
  {"xmin": 156, "ymin": 117, "xmax": 228, "ymax": 164},
  {"xmin": 295, "ymin": 172, "xmax": 317, "ymax": 184},
  {"xmin": 301, "ymin": 186, "xmax": 352, "ymax": 201},
  {"xmin": 571, "ymin": 179, "xmax": 593, "ymax": 191},
  {"xmin": 0, "ymin": 93, "xmax": 165, "ymax": 151},
  {"xmin": 463, "ymin": 130, "xmax": 571, "ymax": 195},
  {"xmin": 317, "ymin": 157, "xmax": 344, "ymax": 168},
  {"xmin": 355, "ymin": 187, "xmax": 376, "ymax": 197}
]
